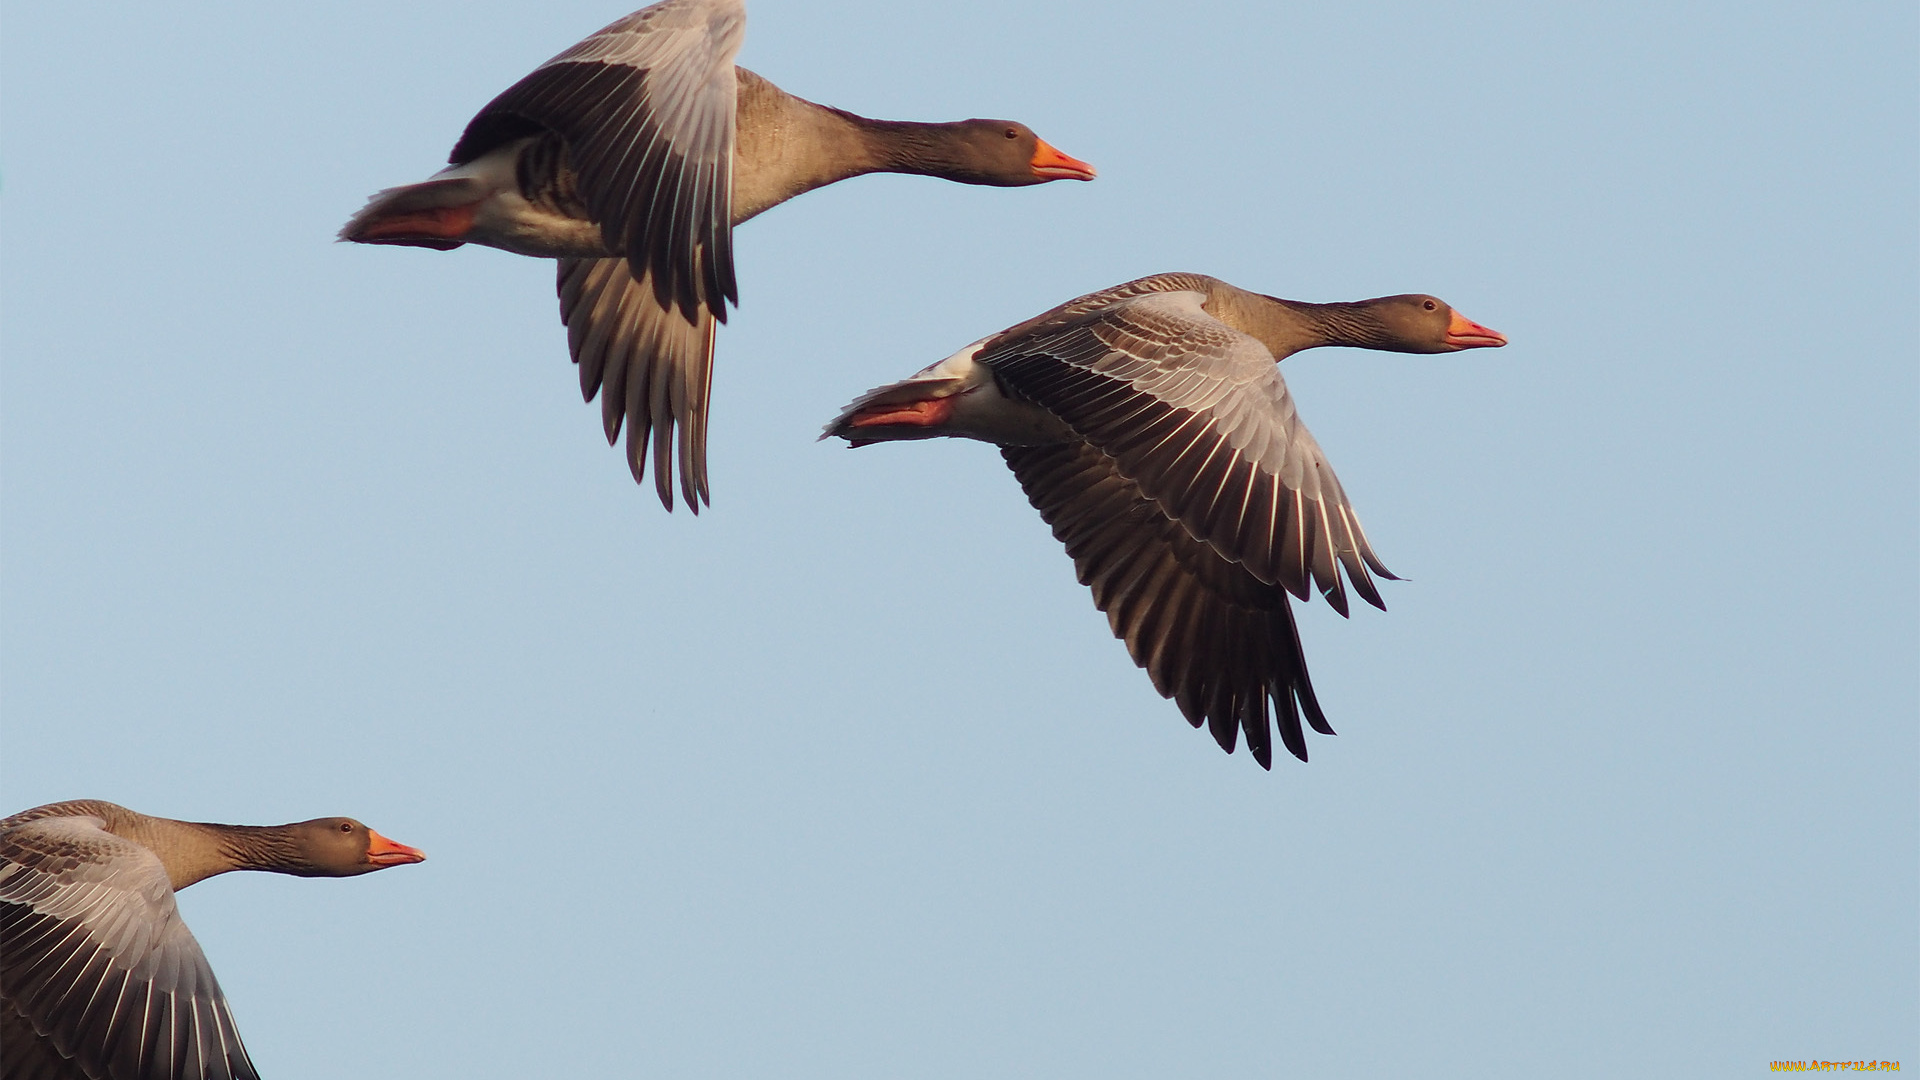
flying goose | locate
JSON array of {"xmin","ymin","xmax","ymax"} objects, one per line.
[
  {"xmin": 342, "ymin": 0, "xmax": 1095, "ymax": 510},
  {"xmin": 825, "ymin": 272, "xmax": 1506, "ymax": 768},
  {"xmin": 1, "ymin": 800, "xmax": 425, "ymax": 1080}
]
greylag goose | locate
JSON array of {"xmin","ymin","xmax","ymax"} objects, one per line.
[
  {"xmin": 825, "ymin": 273, "xmax": 1507, "ymax": 769},
  {"xmin": 1, "ymin": 800, "xmax": 425, "ymax": 1080},
  {"xmin": 341, "ymin": 0, "xmax": 1096, "ymax": 511}
]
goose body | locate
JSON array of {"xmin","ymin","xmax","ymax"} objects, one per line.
[
  {"xmin": 825, "ymin": 273, "xmax": 1507, "ymax": 768},
  {"xmin": 0, "ymin": 801, "xmax": 425, "ymax": 1080},
  {"xmin": 342, "ymin": 0, "xmax": 1094, "ymax": 510}
]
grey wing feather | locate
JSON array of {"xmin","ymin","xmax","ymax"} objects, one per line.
[
  {"xmin": 0, "ymin": 817, "xmax": 256, "ymax": 1080},
  {"xmin": 981, "ymin": 287, "xmax": 1397, "ymax": 617},
  {"xmin": 1003, "ymin": 442, "xmax": 1333, "ymax": 768},
  {"xmin": 557, "ymin": 257, "xmax": 716, "ymax": 510},
  {"xmin": 452, "ymin": 0, "xmax": 744, "ymax": 323}
]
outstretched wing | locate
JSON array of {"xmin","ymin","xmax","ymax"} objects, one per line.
[
  {"xmin": 1004, "ymin": 441, "xmax": 1333, "ymax": 768},
  {"xmin": 981, "ymin": 286, "xmax": 1396, "ymax": 617},
  {"xmin": 0, "ymin": 817, "xmax": 255, "ymax": 1080},
  {"xmin": 453, "ymin": 0, "xmax": 745, "ymax": 324},
  {"xmin": 558, "ymin": 256, "xmax": 717, "ymax": 510}
]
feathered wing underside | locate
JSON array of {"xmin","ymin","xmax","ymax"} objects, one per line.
[
  {"xmin": 0, "ymin": 817, "xmax": 256, "ymax": 1080},
  {"xmin": 982, "ymin": 284, "xmax": 1397, "ymax": 617},
  {"xmin": 1003, "ymin": 442, "xmax": 1333, "ymax": 768},
  {"xmin": 558, "ymin": 257, "xmax": 716, "ymax": 509},
  {"xmin": 452, "ymin": 0, "xmax": 745, "ymax": 324},
  {"xmin": 4, "ymin": 1003, "xmax": 89, "ymax": 1080}
]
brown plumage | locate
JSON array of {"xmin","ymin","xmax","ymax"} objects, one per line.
[
  {"xmin": 825, "ymin": 273, "xmax": 1507, "ymax": 768},
  {"xmin": 341, "ymin": 0, "xmax": 1094, "ymax": 510},
  {"xmin": 1, "ymin": 800, "xmax": 425, "ymax": 1080}
]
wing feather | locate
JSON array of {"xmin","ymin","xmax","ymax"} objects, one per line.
[
  {"xmin": 983, "ymin": 282, "xmax": 1397, "ymax": 614},
  {"xmin": 557, "ymin": 257, "xmax": 716, "ymax": 510},
  {"xmin": 1, "ymin": 816, "xmax": 258, "ymax": 1080},
  {"xmin": 1003, "ymin": 442, "xmax": 1329, "ymax": 768},
  {"xmin": 452, "ymin": 0, "xmax": 744, "ymax": 323}
]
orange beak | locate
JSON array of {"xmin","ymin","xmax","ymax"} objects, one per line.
[
  {"xmin": 1444, "ymin": 309, "xmax": 1508, "ymax": 349},
  {"xmin": 1029, "ymin": 138, "xmax": 1097, "ymax": 181},
  {"xmin": 365, "ymin": 829, "xmax": 427, "ymax": 868}
]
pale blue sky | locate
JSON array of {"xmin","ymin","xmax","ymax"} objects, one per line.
[{"xmin": 3, "ymin": 1, "xmax": 1914, "ymax": 1077}]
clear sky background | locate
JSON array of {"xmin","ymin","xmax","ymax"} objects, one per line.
[{"xmin": 3, "ymin": 1, "xmax": 1914, "ymax": 1077}]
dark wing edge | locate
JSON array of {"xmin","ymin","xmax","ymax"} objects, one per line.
[
  {"xmin": 558, "ymin": 257, "xmax": 716, "ymax": 510},
  {"xmin": 1003, "ymin": 442, "xmax": 1335, "ymax": 768},
  {"xmin": 0, "ymin": 821, "xmax": 258, "ymax": 1080},
  {"xmin": 4, "ymin": 1002, "xmax": 88, "ymax": 1080}
]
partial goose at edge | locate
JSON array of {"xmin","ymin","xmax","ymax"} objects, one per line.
[{"xmin": 1, "ymin": 801, "xmax": 425, "ymax": 1080}]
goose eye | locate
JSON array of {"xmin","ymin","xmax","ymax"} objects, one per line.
[
  {"xmin": 1005, "ymin": 128, "xmax": 1019, "ymax": 139},
  {"xmin": 1422, "ymin": 299, "xmax": 1437, "ymax": 311},
  {"xmin": 339, "ymin": 822, "xmax": 353, "ymax": 833}
]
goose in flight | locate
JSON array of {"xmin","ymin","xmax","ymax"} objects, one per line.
[
  {"xmin": 342, "ymin": 0, "xmax": 1095, "ymax": 510},
  {"xmin": 2, "ymin": 800, "xmax": 425, "ymax": 1080},
  {"xmin": 826, "ymin": 273, "xmax": 1506, "ymax": 768}
]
